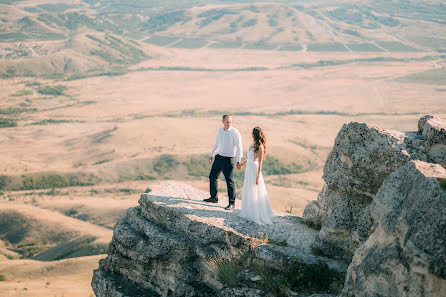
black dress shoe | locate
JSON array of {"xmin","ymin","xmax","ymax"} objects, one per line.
[
  {"xmin": 225, "ymin": 204, "xmax": 235, "ymax": 210},
  {"xmin": 203, "ymin": 197, "xmax": 218, "ymax": 203}
]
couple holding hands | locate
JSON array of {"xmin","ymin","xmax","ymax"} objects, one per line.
[{"xmin": 203, "ymin": 115, "xmax": 275, "ymax": 225}]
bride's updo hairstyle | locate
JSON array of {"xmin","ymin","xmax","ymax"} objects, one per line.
[{"xmin": 252, "ymin": 127, "xmax": 267, "ymax": 159}]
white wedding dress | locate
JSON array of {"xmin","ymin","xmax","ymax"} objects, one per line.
[{"xmin": 239, "ymin": 145, "xmax": 275, "ymax": 225}]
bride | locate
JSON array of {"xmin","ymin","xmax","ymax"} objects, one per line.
[{"xmin": 239, "ymin": 127, "xmax": 275, "ymax": 225}]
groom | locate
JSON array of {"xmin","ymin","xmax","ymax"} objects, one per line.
[{"xmin": 203, "ymin": 114, "xmax": 243, "ymax": 210}]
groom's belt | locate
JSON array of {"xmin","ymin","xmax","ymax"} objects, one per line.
[{"xmin": 216, "ymin": 154, "xmax": 235, "ymax": 159}]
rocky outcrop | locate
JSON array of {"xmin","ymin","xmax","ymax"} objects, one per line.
[
  {"xmin": 303, "ymin": 114, "xmax": 446, "ymax": 296},
  {"xmin": 93, "ymin": 115, "xmax": 446, "ymax": 297},
  {"xmin": 419, "ymin": 115, "xmax": 446, "ymax": 168},
  {"xmin": 342, "ymin": 160, "xmax": 446, "ymax": 296},
  {"xmin": 303, "ymin": 116, "xmax": 445, "ymax": 261},
  {"xmin": 92, "ymin": 182, "xmax": 347, "ymax": 297}
]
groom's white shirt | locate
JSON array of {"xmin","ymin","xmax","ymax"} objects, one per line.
[{"xmin": 210, "ymin": 126, "xmax": 243, "ymax": 162}]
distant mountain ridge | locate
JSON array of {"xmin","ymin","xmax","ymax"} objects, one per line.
[{"xmin": 0, "ymin": 0, "xmax": 445, "ymax": 78}]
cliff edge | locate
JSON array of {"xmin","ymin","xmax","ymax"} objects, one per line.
[{"xmin": 92, "ymin": 182, "xmax": 346, "ymax": 297}]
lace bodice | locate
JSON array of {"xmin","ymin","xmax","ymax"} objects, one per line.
[{"xmin": 247, "ymin": 145, "xmax": 259, "ymax": 163}]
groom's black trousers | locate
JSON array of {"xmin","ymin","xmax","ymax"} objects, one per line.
[{"xmin": 209, "ymin": 154, "xmax": 236, "ymax": 204}]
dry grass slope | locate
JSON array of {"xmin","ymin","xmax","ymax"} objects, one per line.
[{"xmin": 0, "ymin": 203, "xmax": 112, "ymax": 261}]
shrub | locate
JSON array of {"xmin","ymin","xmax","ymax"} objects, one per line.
[
  {"xmin": 135, "ymin": 174, "xmax": 157, "ymax": 181},
  {"xmin": 65, "ymin": 208, "xmax": 79, "ymax": 216},
  {"xmin": 153, "ymin": 154, "xmax": 179, "ymax": 176},
  {"xmin": 217, "ymin": 261, "xmax": 242, "ymax": 287},
  {"xmin": 29, "ymin": 119, "xmax": 76, "ymax": 126},
  {"xmin": 184, "ymin": 155, "xmax": 210, "ymax": 177},
  {"xmin": 0, "ymin": 118, "xmax": 17, "ymax": 128},
  {"xmin": 267, "ymin": 239, "xmax": 288, "ymax": 247},
  {"xmin": 251, "ymin": 260, "xmax": 345, "ymax": 295},
  {"xmin": 37, "ymin": 85, "xmax": 67, "ymax": 96},
  {"xmin": 285, "ymin": 262, "xmax": 345, "ymax": 294},
  {"xmin": 305, "ymin": 220, "xmax": 322, "ymax": 230},
  {"xmin": 45, "ymin": 188, "xmax": 62, "ymax": 196},
  {"xmin": 18, "ymin": 242, "xmax": 47, "ymax": 258},
  {"xmin": 119, "ymin": 188, "xmax": 138, "ymax": 194},
  {"xmin": 0, "ymin": 107, "xmax": 36, "ymax": 115},
  {"xmin": 0, "ymin": 274, "xmax": 6, "ymax": 281},
  {"xmin": 310, "ymin": 245, "xmax": 324, "ymax": 256},
  {"xmin": 440, "ymin": 178, "xmax": 446, "ymax": 189},
  {"xmin": 251, "ymin": 262, "xmax": 289, "ymax": 294}
]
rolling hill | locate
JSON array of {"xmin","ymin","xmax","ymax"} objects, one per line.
[
  {"xmin": 0, "ymin": 0, "xmax": 445, "ymax": 79},
  {"xmin": 0, "ymin": 203, "xmax": 111, "ymax": 261}
]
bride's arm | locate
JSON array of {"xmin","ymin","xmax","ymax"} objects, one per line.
[
  {"xmin": 256, "ymin": 145, "xmax": 264, "ymax": 185},
  {"xmin": 241, "ymin": 159, "xmax": 247, "ymax": 166}
]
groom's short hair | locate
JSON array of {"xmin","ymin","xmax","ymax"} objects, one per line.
[{"xmin": 222, "ymin": 114, "xmax": 231, "ymax": 120}]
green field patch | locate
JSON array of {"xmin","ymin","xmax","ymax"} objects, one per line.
[
  {"xmin": 169, "ymin": 38, "xmax": 208, "ymax": 49},
  {"xmin": 0, "ymin": 0, "xmax": 21, "ymax": 4},
  {"xmin": 136, "ymin": 66, "xmax": 268, "ymax": 72},
  {"xmin": 143, "ymin": 35, "xmax": 180, "ymax": 46},
  {"xmin": 327, "ymin": 8, "xmax": 380, "ymax": 29},
  {"xmin": 196, "ymin": 10, "xmax": 232, "ymax": 28},
  {"xmin": 307, "ymin": 43, "xmax": 348, "ymax": 52},
  {"xmin": 205, "ymin": 108, "xmax": 421, "ymax": 118},
  {"xmin": 208, "ymin": 41, "xmax": 242, "ymax": 49},
  {"xmin": 86, "ymin": 34, "xmax": 101, "ymax": 43},
  {"xmin": 343, "ymin": 29, "xmax": 361, "ymax": 37},
  {"xmin": 0, "ymin": 107, "xmax": 36, "ymax": 115},
  {"xmin": 395, "ymin": 67, "xmax": 446, "ymax": 85},
  {"xmin": 0, "ymin": 32, "xmax": 28, "ymax": 42},
  {"xmin": 244, "ymin": 42, "xmax": 276, "ymax": 50},
  {"xmin": 268, "ymin": 18, "xmax": 279, "ymax": 27},
  {"xmin": 197, "ymin": 8, "xmax": 237, "ymax": 19},
  {"xmin": 144, "ymin": 10, "xmax": 191, "ymax": 32},
  {"xmin": 242, "ymin": 18, "xmax": 258, "ymax": 27},
  {"xmin": 37, "ymin": 3, "xmax": 77, "ymax": 12},
  {"xmin": 279, "ymin": 44, "xmax": 303, "ymax": 51},
  {"xmin": 348, "ymin": 43, "xmax": 384, "ymax": 52},
  {"xmin": 103, "ymin": 35, "xmax": 148, "ymax": 64},
  {"xmin": 410, "ymin": 36, "xmax": 446, "ymax": 50},
  {"xmin": 33, "ymin": 236, "xmax": 106, "ymax": 261},
  {"xmin": 38, "ymin": 12, "xmax": 119, "ymax": 33},
  {"xmin": 103, "ymin": 188, "xmax": 140, "ymax": 195},
  {"xmin": 23, "ymin": 6, "xmax": 39, "ymax": 13},
  {"xmin": 377, "ymin": 41, "xmax": 421, "ymax": 52},
  {"xmin": 90, "ymin": 49, "xmax": 124, "ymax": 64},
  {"xmin": 34, "ymin": 33, "xmax": 66, "ymax": 41},
  {"xmin": 0, "ymin": 172, "xmax": 100, "ymax": 191}
]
